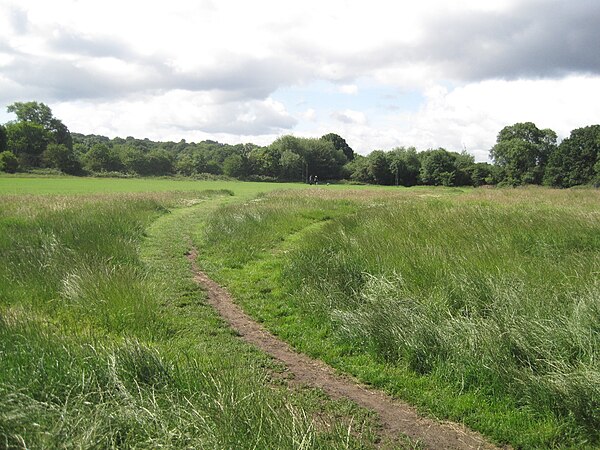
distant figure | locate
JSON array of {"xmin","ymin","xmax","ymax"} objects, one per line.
[
  {"xmin": 314, "ymin": 175, "xmax": 318, "ymax": 185},
  {"xmin": 308, "ymin": 175, "xmax": 313, "ymax": 185}
]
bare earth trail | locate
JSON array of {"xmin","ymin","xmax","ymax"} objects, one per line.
[{"xmin": 187, "ymin": 248, "xmax": 504, "ymax": 450}]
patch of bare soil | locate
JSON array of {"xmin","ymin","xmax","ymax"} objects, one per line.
[{"xmin": 187, "ymin": 249, "xmax": 504, "ymax": 450}]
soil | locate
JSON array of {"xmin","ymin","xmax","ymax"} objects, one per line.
[{"xmin": 187, "ymin": 249, "xmax": 504, "ymax": 450}]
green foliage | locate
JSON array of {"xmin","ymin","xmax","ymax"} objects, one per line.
[
  {"xmin": 419, "ymin": 148, "xmax": 456, "ymax": 186},
  {"xmin": 84, "ymin": 143, "xmax": 124, "ymax": 172},
  {"xmin": 321, "ymin": 132, "xmax": 355, "ymax": 161},
  {"xmin": 5, "ymin": 121, "xmax": 48, "ymax": 167},
  {"xmin": 0, "ymin": 124, "xmax": 7, "ymax": 152},
  {"xmin": 0, "ymin": 151, "xmax": 19, "ymax": 173},
  {"xmin": 490, "ymin": 122, "xmax": 557, "ymax": 185},
  {"xmin": 42, "ymin": 143, "xmax": 81, "ymax": 174},
  {"xmin": 544, "ymin": 125, "xmax": 600, "ymax": 187},
  {"xmin": 5, "ymin": 101, "xmax": 73, "ymax": 169}
]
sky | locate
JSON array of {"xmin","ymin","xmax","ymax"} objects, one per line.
[{"xmin": 1, "ymin": 0, "xmax": 600, "ymax": 161}]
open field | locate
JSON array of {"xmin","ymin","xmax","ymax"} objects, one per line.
[
  {"xmin": 0, "ymin": 185, "xmax": 387, "ymax": 448},
  {"xmin": 2, "ymin": 176, "xmax": 599, "ymax": 449},
  {"xmin": 198, "ymin": 186, "xmax": 600, "ymax": 449}
]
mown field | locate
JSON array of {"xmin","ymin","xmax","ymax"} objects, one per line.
[{"xmin": 2, "ymin": 176, "xmax": 599, "ymax": 449}]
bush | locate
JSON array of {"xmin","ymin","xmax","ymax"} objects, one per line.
[{"xmin": 0, "ymin": 150, "xmax": 19, "ymax": 173}]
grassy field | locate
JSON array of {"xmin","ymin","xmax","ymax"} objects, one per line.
[
  {"xmin": 3, "ymin": 176, "xmax": 599, "ymax": 449},
  {"xmin": 0, "ymin": 182, "xmax": 388, "ymax": 448},
  {"xmin": 197, "ymin": 187, "xmax": 600, "ymax": 449}
]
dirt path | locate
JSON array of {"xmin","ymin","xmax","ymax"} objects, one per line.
[{"xmin": 187, "ymin": 249, "xmax": 502, "ymax": 450}]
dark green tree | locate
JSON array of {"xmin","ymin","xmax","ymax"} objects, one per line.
[
  {"xmin": 368, "ymin": 150, "xmax": 393, "ymax": 185},
  {"xmin": 321, "ymin": 133, "xmax": 354, "ymax": 161},
  {"xmin": 388, "ymin": 147, "xmax": 420, "ymax": 186},
  {"xmin": 5, "ymin": 101, "xmax": 74, "ymax": 168},
  {"xmin": 5, "ymin": 121, "xmax": 48, "ymax": 167},
  {"xmin": 490, "ymin": 122, "xmax": 557, "ymax": 185},
  {"xmin": 145, "ymin": 149, "xmax": 173, "ymax": 175},
  {"xmin": 0, "ymin": 124, "xmax": 7, "ymax": 152},
  {"xmin": 42, "ymin": 144, "xmax": 81, "ymax": 174},
  {"xmin": 0, "ymin": 151, "xmax": 19, "ymax": 173},
  {"xmin": 544, "ymin": 125, "xmax": 600, "ymax": 187},
  {"xmin": 84, "ymin": 143, "xmax": 123, "ymax": 172},
  {"xmin": 223, "ymin": 154, "xmax": 245, "ymax": 178}
]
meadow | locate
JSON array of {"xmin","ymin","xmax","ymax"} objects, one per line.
[
  {"xmin": 198, "ymin": 187, "xmax": 600, "ymax": 449},
  {"xmin": 0, "ymin": 179, "xmax": 386, "ymax": 449},
  {"xmin": 2, "ymin": 175, "xmax": 599, "ymax": 449}
]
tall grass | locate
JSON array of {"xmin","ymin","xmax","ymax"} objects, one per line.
[
  {"xmin": 284, "ymin": 192, "xmax": 600, "ymax": 440},
  {"xmin": 0, "ymin": 190, "xmax": 377, "ymax": 448},
  {"xmin": 199, "ymin": 187, "xmax": 600, "ymax": 448}
]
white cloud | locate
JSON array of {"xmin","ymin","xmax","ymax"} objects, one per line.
[
  {"xmin": 338, "ymin": 84, "xmax": 358, "ymax": 95},
  {"xmin": 1, "ymin": 0, "xmax": 600, "ymax": 157}
]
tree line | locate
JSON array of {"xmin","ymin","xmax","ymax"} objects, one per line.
[{"xmin": 1, "ymin": 101, "xmax": 599, "ymax": 188}]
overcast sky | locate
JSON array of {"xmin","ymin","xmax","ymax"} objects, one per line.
[{"xmin": 1, "ymin": 0, "xmax": 600, "ymax": 161}]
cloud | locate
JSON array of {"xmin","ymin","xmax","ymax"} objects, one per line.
[
  {"xmin": 338, "ymin": 84, "xmax": 358, "ymax": 94},
  {"xmin": 331, "ymin": 109, "xmax": 367, "ymax": 125},
  {"xmin": 53, "ymin": 91, "xmax": 296, "ymax": 139}
]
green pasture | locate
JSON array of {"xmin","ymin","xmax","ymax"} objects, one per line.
[{"xmin": 2, "ymin": 174, "xmax": 599, "ymax": 449}]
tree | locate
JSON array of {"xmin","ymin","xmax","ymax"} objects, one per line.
[
  {"xmin": 84, "ymin": 143, "xmax": 123, "ymax": 172},
  {"xmin": 42, "ymin": 143, "xmax": 81, "ymax": 174},
  {"xmin": 120, "ymin": 147, "xmax": 149, "ymax": 175},
  {"xmin": 419, "ymin": 148, "xmax": 457, "ymax": 186},
  {"xmin": 490, "ymin": 122, "xmax": 557, "ymax": 185},
  {"xmin": 388, "ymin": 147, "xmax": 420, "ymax": 186},
  {"xmin": 0, "ymin": 124, "xmax": 7, "ymax": 152},
  {"xmin": 5, "ymin": 121, "xmax": 48, "ymax": 167},
  {"xmin": 5, "ymin": 101, "xmax": 74, "ymax": 168},
  {"xmin": 321, "ymin": 133, "xmax": 355, "ymax": 161},
  {"xmin": 279, "ymin": 150, "xmax": 303, "ymax": 181},
  {"xmin": 223, "ymin": 154, "xmax": 244, "ymax": 178},
  {"xmin": 145, "ymin": 149, "xmax": 173, "ymax": 175},
  {"xmin": 368, "ymin": 150, "xmax": 393, "ymax": 185},
  {"xmin": 0, "ymin": 151, "xmax": 19, "ymax": 173},
  {"xmin": 544, "ymin": 125, "xmax": 600, "ymax": 187}
]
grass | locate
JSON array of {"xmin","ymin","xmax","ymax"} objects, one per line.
[
  {"xmin": 0, "ymin": 188, "xmax": 390, "ymax": 449},
  {"xmin": 197, "ymin": 186, "xmax": 600, "ymax": 449}
]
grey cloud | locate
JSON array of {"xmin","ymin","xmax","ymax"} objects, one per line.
[
  {"xmin": 49, "ymin": 30, "xmax": 138, "ymax": 60},
  {"xmin": 331, "ymin": 111, "xmax": 358, "ymax": 124},
  {"xmin": 2, "ymin": 28, "xmax": 306, "ymax": 103},
  {"xmin": 417, "ymin": 0, "xmax": 600, "ymax": 80},
  {"xmin": 281, "ymin": 0, "xmax": 600, "ymax": 83}
]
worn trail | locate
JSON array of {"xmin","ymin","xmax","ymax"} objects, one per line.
[{"xmin": 187, "ymin": 248, "xmax": 501, "ymax": 450}]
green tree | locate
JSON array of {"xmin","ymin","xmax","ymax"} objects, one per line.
[
  {"xmin": 145, "ymin": 149, "xmax": 173, "ymax": 175},
  {"xmin": 249, "ymin": 146, "xmax": 280, "ymax": 177},
  {"xmin": 0, "ymin": 124, "xmax": 7, "ymax": 152},
  {"xmin": 0, "ymin": 151, "xmax": 19, "ymax": 173},
  {"xmin": 388, "ymin": 147, "xmax": 420, "ymax": 186},
  {"xmin": 42, "ymin": 143, "xmax": 81, "ymax": 174},
  {"xmin": 346, "ymin": 155, "xmax": 372, "ymax": 183},
  {"xmin": 419, "ymin": 148, "xmax": 456, "ymax": 186},
  {"xmin": 490, "ymin": 122, "xmax": 557, "ymax": 185},
  {"xmin": 321, "ymin": 133, "xmax": 354, "ymax": 161},
  {"xmin": 223, "ymin": 154, "xmax": 244, "ymax": 178},
  {"xmin": 5, "ymin": 101, "xmax": 74, "ymax": 168},
  {"xmin": 368, "ymin": 150, "xmax": 393, "ymax": 185},
  {"xmin": 279, "ymin": 150, "xmax": 303, "ymax": 181},
  {"xmin": 120, "ymin": 147, "xmax": 149, "ymax": 175},
  {"xmin": 5, "ymin": 121, "xmax": 48, "ymax": 167},
  {"xmin": 544, "ymin": 125, "xmax": 600, "ymax": 187},
  {"xmin": 84, "ymin": 143, "xmax": 123, "ymax": 172}
]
